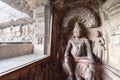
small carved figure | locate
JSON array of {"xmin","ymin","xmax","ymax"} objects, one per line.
[
  {"xmin": 63, "ymin": 22, "xmax": 94, "ymax": 80},
  {"xmin": 93, "ymin": 31, "xmax": 105, "ymax": 64}
]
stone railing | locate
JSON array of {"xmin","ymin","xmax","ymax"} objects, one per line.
[
  {"xmin": 0, "ymin": 57, "xmax": 56, "ymax": 80},
  {"xmin": 0, "ymin": 43, "xmax": 33, "ymax": 59}
]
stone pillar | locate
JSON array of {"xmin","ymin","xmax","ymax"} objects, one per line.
[
  {"xmin": 33, "ymin": 5, "xmax": 45, "ymax": 54},
  {"xmin": 44, "ymin": 4, "xmax": 51, "ymax": 55}
]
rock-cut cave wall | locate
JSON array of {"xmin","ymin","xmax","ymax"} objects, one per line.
[{"xmin": 51, "ymin": 0, "xmax": 120, "ymax": 80}]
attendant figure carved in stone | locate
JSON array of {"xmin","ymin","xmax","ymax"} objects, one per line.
[{"xmin": 93, "ymin": 31, "xmax": 105, "ymax": 64}]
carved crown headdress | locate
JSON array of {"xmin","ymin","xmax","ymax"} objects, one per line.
[{"xmin": 73, "ymin": 22, "xmax": 81, "ymax": 32}]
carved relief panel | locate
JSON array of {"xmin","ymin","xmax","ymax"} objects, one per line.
[
  {"xmin": 52, "ymin": 0, "xmax": 108, "ymax": 80},
  {"xmin": 55, "ymin": 6, "xmax": 103, "ymax": 80}
]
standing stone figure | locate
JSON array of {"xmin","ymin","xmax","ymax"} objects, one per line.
[
  {"xmin": 63, "ymin": 22, "xmax": 94, "ymax": 80},
  {"xmin": 93, "ymin": 31, "xmax": 105, "ymax": 64}
]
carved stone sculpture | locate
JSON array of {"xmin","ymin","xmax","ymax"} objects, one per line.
[
  {"xmin": 63, "ymin": 22, "xmax": 94, "ymax": 80},
  {"xmin": 93, "ymin": 31, "xmax": 105, "ymax": 64}
]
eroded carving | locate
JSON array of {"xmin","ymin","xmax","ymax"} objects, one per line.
[{"xmin": 63, "ymin": 7, "xmax": 98, "ymax": 28}]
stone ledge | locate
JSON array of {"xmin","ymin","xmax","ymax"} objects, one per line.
[{"xmin": 0, "ymin": 54, "xmax": 49, "ymax": 76}]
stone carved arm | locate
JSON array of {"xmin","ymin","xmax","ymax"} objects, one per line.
[
  {"xmin": 84, "ymin": 38, "xmax": 94, "ymax": 62},
  {"xmin": 64, "ymin": 40, "xmax": 71, "ymax": 61},
  {"xmin": 84, "ymin": 39, "xmax": 92, "ymax": 57},
  {"xmin": 63, "ymin": 40, "xmax": 73, "ymax": 75}
]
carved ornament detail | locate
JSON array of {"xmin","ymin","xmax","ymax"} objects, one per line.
[{"xmin": 63, "ymin": 7, "xmax": 98, "ymax": 28}]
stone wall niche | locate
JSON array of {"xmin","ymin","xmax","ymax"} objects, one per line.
[
  {"xmin": 56, "ymin": 5, "xmax": 104, "ymax": 79},
  {"xmin": 108, "ymin": 17, "xmax": 120, "ymax": 71}
]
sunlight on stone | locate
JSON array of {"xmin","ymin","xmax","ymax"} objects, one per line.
[{"xmin": 0, "ymin": 1, "xmax": 29, "ymax": 23}]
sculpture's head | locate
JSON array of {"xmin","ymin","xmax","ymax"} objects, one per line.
[{"xmin": 73, "ymin": 22, "xmax": 82, "ymax": 38}]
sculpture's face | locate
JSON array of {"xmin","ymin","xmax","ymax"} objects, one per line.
[{"xmin": 73, "ymin": 30, "xmax": 81, "ymax": 38}]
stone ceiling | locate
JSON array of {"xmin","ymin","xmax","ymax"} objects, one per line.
[
  {"xmin": 0, "ymin": 0, "xmax": 108, "ymax": 29},
  {"xmin": 0, "ymin": 0, "xmax": 107, "ymax": 17},
  {"xmin": 0, "ymin": 0, "xmax": 48, "ymax": 17},
  {"xmin": 0, "ymin": 1, "xmax": 29, "ymax": 23}
]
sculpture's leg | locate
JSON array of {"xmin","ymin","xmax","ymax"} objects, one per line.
[
  {"xmin": 75, "ymin": 73, "xmax": 82, "ymax": 80},
  {"xmin": 75, "ymin": 63, "xmax": 82, "ymax": 80},
  {"xmin": 85, "ymin": 69, "xmax": 94, "ymax": 80},
  {"xmin": 85, "ymin": 74, "xmax": 92, "ymax": 80},
  {"xmin": 67, "ymin": 74, "xmax": 73, "ymax": 80}
]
